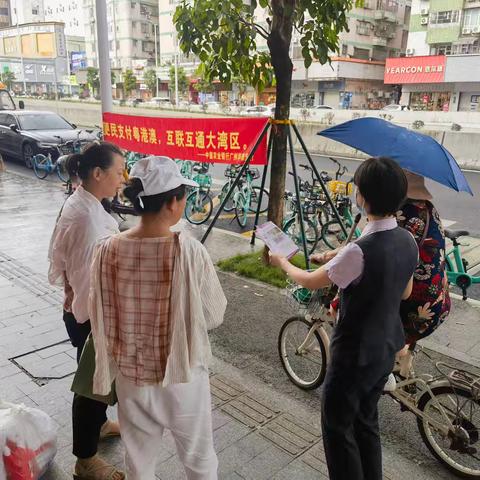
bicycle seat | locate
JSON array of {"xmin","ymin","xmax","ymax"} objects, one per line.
[{"xmin": 445, "ymin": 229, "xmax": 469, "ymax": 240}]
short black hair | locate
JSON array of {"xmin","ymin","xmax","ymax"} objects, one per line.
[
  {"xmin": 353, "ymin": 157, "xmax": 407, "ymax": 216},
  {"xmin": 123, "ymin": 177, "xmax": 187, "ymax": 214},
  {"xmin": 66, "ymin": 141, "xmax": 123, "ymax": 181}
]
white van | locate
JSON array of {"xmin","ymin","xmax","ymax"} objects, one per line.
[{"xmin": 149, "ymin": 97, "xmax": 172, "ymax": 107}]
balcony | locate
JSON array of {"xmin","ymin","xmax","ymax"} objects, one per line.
[
  {"xmin": 372, "ymin": 36, "xmax": 388, "ymax": 47},
  {"xmin": 374, "ymin": 10, "xmax": 397, "ymax": 23}
]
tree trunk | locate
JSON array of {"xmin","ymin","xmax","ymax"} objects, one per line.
[{"xmin": 267, "ymin": 0, "xmax": 294, "ymax": 228}]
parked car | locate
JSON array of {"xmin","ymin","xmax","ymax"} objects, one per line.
[
  {"xmin": 0, "ymin": 110, "xmax": 98, "ymax": 168},
  {"xmin": 241, "ymin": 105, "xmax": 274, "ymax": 117},
  {"xmin": 382, "ymin": 104, "xmax": 410, "ymax": 111},
  {"xmin": 148, "ymin": 97, "xmax": 173, "ymax": 108},
  {"xmin": 126, "ymin": 98, "xmax": 144, "ymax": 107},
  {"xmin": 311, "ymin": 105, "xmax": 334, "ymax": 110},
  {"xmin": 204, "ymin": 101, "xmax": 222, "ymax": 110}
]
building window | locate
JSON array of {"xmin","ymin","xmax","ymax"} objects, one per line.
[
  {"xmin": 431, "ymin": 43, "xmax": 452, "ymax": 55},
  {"xmin": 141, "ymin": 23, "xmax": 148, "ymax": 33},
  {"xmin": 463, "ymin": 8, "xmax": 480, "ymax": 28},
  {"xmin": 131, "ymin": 1, "xmax": 136, "ymax": 8},
  {"xmin": 356, "ymin": 20, "xmax": 371, "ymax": 36},
  {"xmin": 341, "ymin": 44, "xmax": 348, "ymax": 56},
  {"xmin": 430, "ymin": 10, "xmax": 460, "ymax": 24},
  {"xmin": 353, "ymin": 47, "xmax": 370, "ymax": 60},
  {"xmin": 32, "ymin": 7, "xmax": 38, "ymax": 15}
]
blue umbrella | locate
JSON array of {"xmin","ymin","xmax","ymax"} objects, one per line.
[{"xmin": 318, "ymin": 117, "xmax": 472, "ymax": 195}]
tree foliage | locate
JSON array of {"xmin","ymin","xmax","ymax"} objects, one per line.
[
  {"xmin": 168, "ymin": 65, "xmax": 188, "ymax": 96},
  {"xmin": 174, "ymin": 0, "xmax": 357, "ymax": 226},
  {"xmin": 123, "ymin": 69, "xmax": 137, "ymax": 96},
  {"xmin": 0, "ymin": 68, "xmax": 15, "ymax": 90},
  {"xmin": 144, "ymin": 68, "xmax": 158, "ymax": 95},
  {"xmin": 86, "ymin": 67, "xmax": 100, "ymax": 95}
]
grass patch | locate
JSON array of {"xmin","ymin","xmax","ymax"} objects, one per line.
[{"xmin": 217, "ymin": 250, "xmax": 309, "ymax": 288}]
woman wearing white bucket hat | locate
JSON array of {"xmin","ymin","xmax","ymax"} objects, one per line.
[
  {"xmin": 396, "ymin": 171, "xmax": 451, "ymax": 378},
  {"xmin": 88, "ymin": 156, "xmax": 226, "ymax": 480}
]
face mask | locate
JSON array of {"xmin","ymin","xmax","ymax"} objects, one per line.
[{"xmin": 354, "ymin": 187, "xmax": 367, "ymax": 216}]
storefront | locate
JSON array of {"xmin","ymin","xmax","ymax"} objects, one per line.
[{"xmin": 385, "ymin": 54, "xmax": 480, "ymax": 112}]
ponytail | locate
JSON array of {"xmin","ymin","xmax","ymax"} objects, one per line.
[{"xmin": 65, "ymin": 141, "xmax": 123, "ymax": 181}]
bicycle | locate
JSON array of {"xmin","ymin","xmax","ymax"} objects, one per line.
[
  {"xmin": 184, "ymin": 163, "xmax": 214, "ymax": 225},
  {"xmin": 233, "ymin": 168, "xmax": 269, "ymax": 228},
  {"xmin": 321, "ymin": 191, "xmax": 362, "ymax": 250},
  {"xmin": 220, "ymin": 165, "xmax": 269, "ymax": 215},
  {"xmin": 445, "ymin": 229, "xmax": 480, "ymax": 300},
  {"xmin": 125, "ymin": 151, "xmax": 146, "ymax": 172},
  {"xmin": 32, "ymin": 140, "xmax": 79, "ymax": 183},
  {"xmin": 278, "ymin": 280, "xmax": 480, "ymax": 478}
]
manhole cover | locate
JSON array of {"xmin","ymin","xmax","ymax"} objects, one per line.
[{"xmin": 10, "ymin": 340, "xmax": 76, "ymax": 385}]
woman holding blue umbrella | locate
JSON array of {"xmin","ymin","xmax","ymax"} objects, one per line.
[{"xmin": 395, "ymin": 171, "xmax": 451, "ymax": 379}]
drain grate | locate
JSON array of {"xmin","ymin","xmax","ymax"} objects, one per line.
[
  {"xmin": 9, "ymin": 340, "xmax": 76, "ymax": 386},
  {"xmin": 220, "ymin": 394, "xmax": 280, "ymax": 429},
  {"xmin": 0, "ymin": 252, "xmax": 63, "ymax": 305}
]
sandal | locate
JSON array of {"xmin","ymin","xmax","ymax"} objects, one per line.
[
  {"xmin": 100, "ymin": 420, "xmax": 121, "ymax": 440},
  {"xmin": 74, "ymin": 455, "xmax": 125, "ymax": 480}
]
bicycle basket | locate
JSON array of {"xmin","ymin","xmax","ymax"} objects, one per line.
[
  {"xmin": 225, "ymin": 165, "xmax": 241, "ymax": 178},
  {"xmin": 193, "ymin": 173, "xmax": 212, "ymax": 188},
  {"xmin": 328, "ymin": 180, "xmax": 353, "ymax": 196},
  {"xmin": 285, "ymin": 276, "xmax": 327, "ymax": 317}
]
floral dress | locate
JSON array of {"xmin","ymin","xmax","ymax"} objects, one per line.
[{"xmin": 397, "ymin": 200, "xmax": 451, "ymax": 344}]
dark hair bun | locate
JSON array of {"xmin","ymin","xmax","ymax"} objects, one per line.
[
  {"xmin": 65, "ymin": 153, "xmax": 83, "ymax": 178},
  {"xmin": 123, "ymin": 178, "xmax": 144, "ymax": 207}
]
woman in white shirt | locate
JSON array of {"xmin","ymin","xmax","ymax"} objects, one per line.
[
  {"xmin": 89, "ymin": 157, "xmax": 227, "ymax": 480},
  {"xmin": 48, "ymin": 142, "xmax": 126, "ymax": 480}
]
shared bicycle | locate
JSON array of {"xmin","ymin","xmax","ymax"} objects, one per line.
[{"xmin": 278, "ymin": 279, "xmax": 480, "ymax": 478}]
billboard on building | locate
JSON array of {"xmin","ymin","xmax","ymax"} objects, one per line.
[
  {"xmin": 384, "ymin": 56, "xmax": 446, "ymax": 84},
  {"xmin": 70, "ymin": 52, "xmax": 87, "ymax": 72}
]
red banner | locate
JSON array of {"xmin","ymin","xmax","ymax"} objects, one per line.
[
  {"xmin": 384, "ymin": 55, "xmax": 446, "ymax": 84},
  {"xmin": 102, "ymin": 112, "xmax": 269, "ymax": 165}
]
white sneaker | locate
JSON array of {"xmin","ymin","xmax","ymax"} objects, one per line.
[{"xmin": 383, "ymin": 373, "xmax": 396, "ymax": 392}]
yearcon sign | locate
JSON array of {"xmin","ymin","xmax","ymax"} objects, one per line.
[
  {"xmin": 384, "ymin": 55, "xmax": 446, "ymax": 84},
  {"xmin": 102, "ymin": 112, "xmax": 269, "ymax": 165}
]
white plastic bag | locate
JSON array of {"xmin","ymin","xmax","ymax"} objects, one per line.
[{"xmin": 0, "ymin": 401, "xmax": 57, "ymax": 480}]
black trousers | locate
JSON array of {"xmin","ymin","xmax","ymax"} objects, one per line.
[
  {"xmin": 321, "ymin": 352, "xmax": 394, "ymax": 480},
  {"xmin": 64, "ymin": 311, "xmax": 108, "ymax": 459}
]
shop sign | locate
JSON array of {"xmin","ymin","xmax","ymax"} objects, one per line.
[{"xmin": 384, "ymin": 56, "xmax": 446, "ymax": 84}]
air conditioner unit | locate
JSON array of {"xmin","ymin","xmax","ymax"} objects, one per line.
[
  {"xmin": 421, "ymin": 18, "xmax": 429, "ymax": 25},
  {"xmin": 420, "ymin": 8, "xmax": 429, "ymax": 15},
  {"xmin": 463, "ymin": 27, "xmax": 472, "ymax": 34},
  {"xmin": 472, "ymin": 26, "xmax": 480, "ymax": 33},
  {"xmin": 406, "ymin": 48, "xmax": 415, "ymax": 55}
]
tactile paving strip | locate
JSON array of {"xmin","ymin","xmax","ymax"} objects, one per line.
[
  {"xmin": 220, "ymin": 394, "xmax": 281, "ymax": 429},
  {"xmin": 0, "ymin": 252, "xmax": 63, "ymax": 305},
  {"xmin": 210, "ymin": 374, "xmax": 246, "ymax": 408},
  {"xmin": 259, "ymin": 413, "xmax": 320, "ymax": 456}
]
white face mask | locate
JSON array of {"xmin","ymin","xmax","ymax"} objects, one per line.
[{"xmin": 354, "ymin": 187, "xmax": 367, "ymax": 216}]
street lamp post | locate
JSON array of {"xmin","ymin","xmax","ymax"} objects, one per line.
[
  {"xmin": 13, "ymin": 0, "xmax": 27, "ymax": 93},
  {"xmin": 174, "ymin": 33, "xmax": 179, "ymax": 106},
  {"xmin": 95, "ymin": 0, "xmax": 113, "ymax": 113}
]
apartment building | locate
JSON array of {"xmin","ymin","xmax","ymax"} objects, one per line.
[
  {"xmin": 84, "ymin": 0, "xmax": 159, "ymax": 75},
  {"xmin": 0, "ymin": 0, "xmax": 10, "ymax": 28}
]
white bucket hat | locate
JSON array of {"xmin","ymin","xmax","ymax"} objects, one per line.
[
  {"xmin": 130, "ymin": 156, "xmax": 198, "ymax": 197},
  {"xmin": 404, "ymin": 170, "xmax": 433, "ymax": 201}
]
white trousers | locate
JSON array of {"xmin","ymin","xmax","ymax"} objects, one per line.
[{"xmin": 116, "ymin": 368, "xmax": 218, "ymax": 480}]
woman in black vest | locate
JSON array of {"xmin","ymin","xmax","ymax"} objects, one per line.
[{"xmin": 270, "ymin": 157, "xmax": 418, "ymax": 480}]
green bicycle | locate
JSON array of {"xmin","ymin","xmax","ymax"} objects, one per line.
[
  {"xmin": 233, "ymin": 168, "xmax": 269, "ymax": 227},
  {"xmin": 184, "ymin": 163, "xmax": 214, "ymax": 225},
  {"xmin": 321, "ymin": 196, "xmax": 362, "ymax": 250},
  {"xmin": 445, "ymin": 229, "xmax": 480, "ymax": 300}
]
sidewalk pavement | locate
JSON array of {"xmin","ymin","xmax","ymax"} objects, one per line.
[{"xmin": 1, "ymin": 168, "xmax": 478, "ymax": 479}]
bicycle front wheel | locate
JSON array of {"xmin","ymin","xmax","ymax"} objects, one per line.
[
  {"xmin": 249, "ymin": 187, "xmax": 269, "ymax": 213},
  {"xmin": 220, "ymin": 182, "xmax": 235, "ymax": 212},
  {"xmin": 321, "ymin": 219, "xmax": 348, "ymax": 250},
  {"xmin": 278, "ymin": 316, "xmax": 327, "ymax": 390},
  {"xmin": 283, "ymin": 217, "xmax": 319, "ymax": 255},
  {"xmin": 184, "ymin": 190, "xmax": 213, "ymax": 225},
  {"xmin": 235, "ymin": 193, "xmax": 249, "ymax": 228},
  {"xmin": 417, "ymin": 385, "xmax": 480, "ymax": 478},
  {"xmin": 33, "ymin": 154, "xmax": 50, "ymax": 179},
  {"xmin": 56, "ymin": 160, "xmax": 69, "ymax": 183}
]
